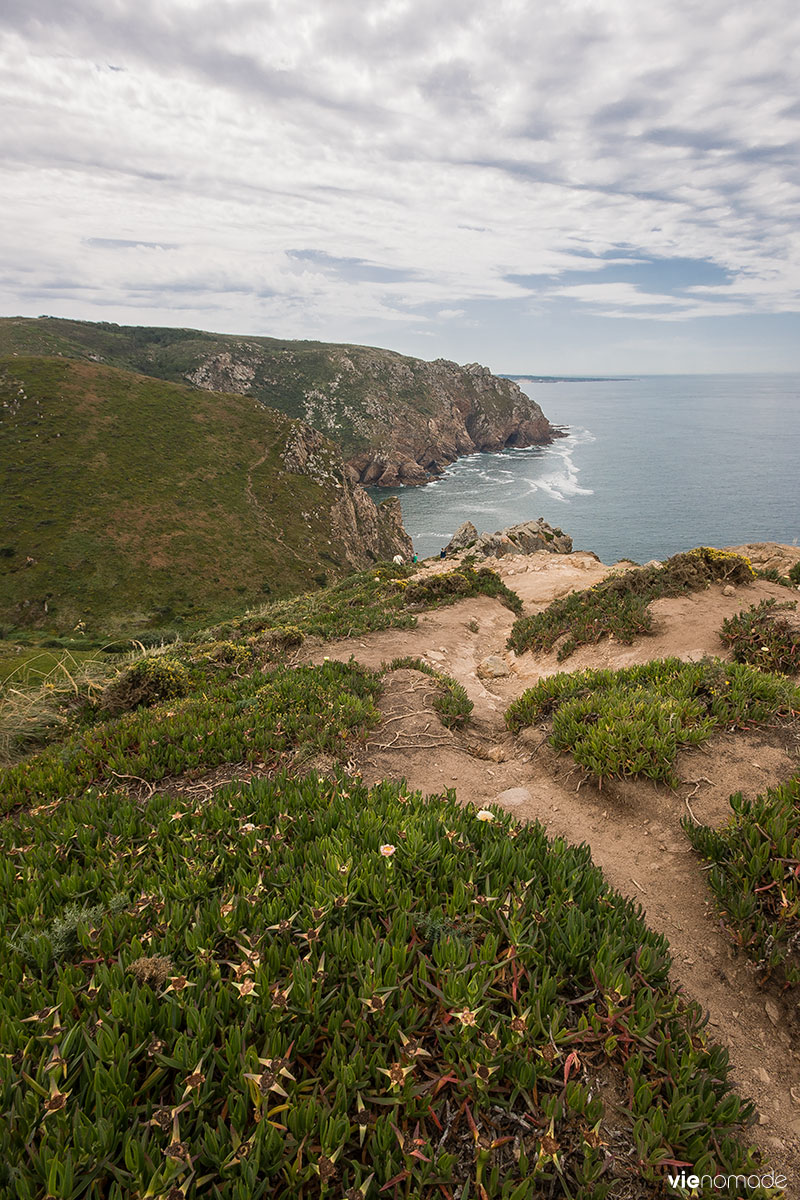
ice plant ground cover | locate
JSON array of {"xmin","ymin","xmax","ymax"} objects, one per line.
[
  {"xmin": 1, "ymin": 559, "xmax": 797, "ymax": 1196},
  {"xmin": 0, "ymin": 775, "xmax": 772, "ymax": 1199},
  {"xmin": 685, "ymin": 776, "xmax": 800, "ymax": 989},
  {"xmin": 504, "ymin": 658, "xmax": 800, "ymax": 785},
  {"xmin": 0, "ymin": 658, "xmax": 383, "ymax": 817},
  {"xmin": 719, "ymin": 599, "xmax": 800, "ymax": 676},
  {"xmin": 207, "ymin": 563, "xmax": 523, "ymax": 645}
]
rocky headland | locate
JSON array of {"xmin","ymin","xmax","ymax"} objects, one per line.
[{"xmin": 0, "ymin": 318, "xmax": 564, "ymax": 488}]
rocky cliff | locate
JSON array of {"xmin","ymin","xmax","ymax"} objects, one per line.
[
  {"xmin": 187, "ymin": 348, "xmax": 564, "ymax": 486},
  {"xmin": 0, "ymin": 319, "xmax": 564, "ymax": 487},
  {"xmin": 280, "ymin": 422, "xmax": 413, "ymax": 566}
]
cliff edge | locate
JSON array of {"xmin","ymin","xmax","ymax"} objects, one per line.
[{"xmin": 0, "ymin": 318, "xmax": 564, "ymax": 486}]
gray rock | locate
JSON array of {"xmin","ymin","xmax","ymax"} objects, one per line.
[
  {"xmin": 722, "ymin": 585, "xmax": 736, "ymax": 596},
  {"xmin": 444, "ymin": 521, "xmax": 479, "ymax": 553},
  {"xmin": 495, "ymin": 786, "xmax": 533, "ymax": 807},
  {"xmin": 477, "ymin": 655, "xmax": 509, "ymax": 679}
]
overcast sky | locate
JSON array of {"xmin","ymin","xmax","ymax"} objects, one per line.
[{"xmin": 2, "ymin": 0, "xmax": 800, "ymax": 372}]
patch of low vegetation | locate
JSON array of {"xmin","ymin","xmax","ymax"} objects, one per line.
[
  {"xmin": 508, "ymin": 547, "xmax": 755, "ymax": 661},
  {"xmin": 404, "ymin": 565, "xmax": 524, "ymax": 615},
  {"xmin": 205, "ymin": 564, "xmax": 417, "ymax": 642},
  {"xmin": 0, "ymin": 659, "xmax": 382, "ymax": 816},
  {"xmin": 505, "ymin": 658, "xmax": 799, "ymax": 785},
  {"xmin": 1, "ymin": 775, "xmax": 768, "ymax": 1198},
  {"xmin": 685, "ymin": 777, "xmax": 800, "ymax": 988},
  {"xmin": 0, "ymin": 565, "xmax": 518, "ymax": 770},
  {"xmin": 385, "ymin": 656, "xmax": 474, "ymax": 729},
  {"xmin": 720, "ymin": 599, "xmax": 800, "ymax": 676},
  {"xmin": 205, "ymin": 564, "xmax": 521, "ymax": 645},
  {"xmin": 755, "ymin": 567, "xmax": 794, "ymax": 587},
  {"xmin": 100, "ymin": 655, "xmax": 191, "ymax": 715}
]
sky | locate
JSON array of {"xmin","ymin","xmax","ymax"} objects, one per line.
[{"xmin": 2, "ymin": 0, "xmax": 800, "ymax": 374}]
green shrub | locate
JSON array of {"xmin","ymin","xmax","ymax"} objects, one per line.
[
  {"xmin": 192, "ymin": 640, "xmax": 254, "ymax": 669},
  {"xmin": 204, "ymin": 565, "xmax": 416, "ymax": 643},
  {"xmin": 403, "ymin": 566, "xmax": 523, "ymax": 615},
  {"xmin": 250, "ymin": 660, "xmax": 381, "ymax": 756},
  {"xmin": 385, "ymin": 656, "xmax": 474, "ymax": 729},
  {"xmin": 0, "ymin": 774, "xmax": 766, "ymax": 1197},
  {"xmin": 508, "ymin": 547, "xmax": 755, "ymax": 661},
  {"xmin": 755, "ymin": 567, "xmax": 792, "ymax": 587},
  {"xmin": 505, "ymin": 658, "xmax": 799, "ymax": 785},
  {"xmin": 789, "ymin": 562, "xmax": 800, "ymax": 586},
  {"xmin": 101, "ymin": 655, "xmax": 190, "ymax": 715},
  {"xmin": 720, "ymin": 599, "xmax": 800, "ymax": 675},
  {"xmin": 684, "ymin": 778, "xmax": 800, "ymax": 988}
]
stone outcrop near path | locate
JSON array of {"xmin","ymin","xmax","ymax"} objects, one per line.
[{"xmin": 444, "ymin": 517, "xmax": 573, "ymax": 558}]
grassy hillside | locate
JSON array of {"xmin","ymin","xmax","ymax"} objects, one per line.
[
  {"xmin": 0, "ymin": 355, "xmax": 399, "ymax": 635},
  {"xmin": 0, "ymin": 318, "xmax": 559, "ymax": 482}
]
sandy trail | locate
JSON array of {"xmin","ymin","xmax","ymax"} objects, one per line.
[{"xmin": 304, "ymin": 552, "xmax": 800, "ymax": 1175}]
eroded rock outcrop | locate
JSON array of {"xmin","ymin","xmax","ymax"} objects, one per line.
[
  {"xmin": 444, "ymin": 518, "xmax": 572, "ymax": 558},
  {"xmin": 282, "ymin": 421, "xmax": 413, "ymax": 568}
]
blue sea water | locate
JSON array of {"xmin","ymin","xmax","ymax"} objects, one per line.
[{"xmin": 370, "ymin": 374, "xmax": 800, "ymax": 564}]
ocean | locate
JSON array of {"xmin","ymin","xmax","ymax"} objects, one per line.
[{"xmin": 369, "ymin": 374, "xmax": 800, "ymax": 565}]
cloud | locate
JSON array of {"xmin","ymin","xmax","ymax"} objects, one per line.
[{"xmin": 0, "ymin": 0, "xmax": 798, "ymax": 366}]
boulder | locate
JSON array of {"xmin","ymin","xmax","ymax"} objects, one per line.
[
  {"xmin": 477, "ymin": 655, "xmax": 509, "ymax": 679},
  {"xmin": 444, "ymin": 521, "xmax": 479, "ymax": 553}
]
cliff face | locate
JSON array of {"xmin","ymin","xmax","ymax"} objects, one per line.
[
  {"xmin": 187, "ymin": 349, "xmax": 564, "ymax": 487},
  {"xmin": 280, "ymin": 423, "xmax": 413, "ymax": 567},
  {"xmin": 0, "ymin": 319, "xmax": 563, "ymax": 489}
]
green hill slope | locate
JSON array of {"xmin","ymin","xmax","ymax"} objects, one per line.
[
  {"xmin": 0, "ymin": 317, "xmax": 562, "ymax": 485},
  {"xmin": 0, "ymin": 356, "xmax": 409, "ymax": 634}
]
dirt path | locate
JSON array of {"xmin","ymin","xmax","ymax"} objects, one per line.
[{"xmin": 304, "ymin": 551, "xmax": 800, "ymax": 1176}]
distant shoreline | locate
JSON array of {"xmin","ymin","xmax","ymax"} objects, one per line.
[{"xmin": 503, "ymin": 374, "xmax": 635, "ymax": 383}]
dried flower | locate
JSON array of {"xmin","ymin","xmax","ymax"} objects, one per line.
[
  {"xmin": 232, "ymin": 977, "xmax": 258, "ymax": 998},
  {"xmin": 378, "ymin": 1061, "xmax": 415, "ymax": 1089},
  {"xmin": 163, "ymin": 975, "xmax": 195, "ymax": 994},
  {"xmin": 183, "ymin": 1070, "xmax": 206, "ymax": 1095},
  {"xmin": 453, "ymin": 1007, "xmax": 479, "ymax": 1027},
  {"xmin": 43, "ymin": 1078, "xmax": 69, "ymax": 1116},
  {"xmin": 164, "ymin": 1141, "xmax": 192, "ymax": 1163},
  {"xmin": 399, "ymin": 1031, "xmax": 430, "ymax": 1058},
  {"xmin": 149, "ymin": 1106, "xmax": 174, "ymax": 1132}
]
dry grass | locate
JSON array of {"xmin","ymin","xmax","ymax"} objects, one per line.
[{"xmin": 1, "ymin": 649, "xmax": 118, "ymax": 764}]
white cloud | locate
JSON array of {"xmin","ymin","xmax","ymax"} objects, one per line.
[{"xmin": 0, "ymin": 0, "xmax": 799, "ymax": 360}]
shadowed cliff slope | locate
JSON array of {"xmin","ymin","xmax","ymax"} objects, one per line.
[{"xmin": 0, "ymin": 356, "xmax": 410, "ymax": 633}]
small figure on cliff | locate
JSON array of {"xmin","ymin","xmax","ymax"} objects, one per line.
[{"xmin": 439, "ymin": 548, "xmax": 446, "ymax": 559}]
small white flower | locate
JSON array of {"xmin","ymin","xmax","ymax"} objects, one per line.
[
  {"xmin": 379, "ymin": 844, "xmax": 396, "ymax": 857},
  {"xmin": 476, "ymin": 810, "xmax": 495, "ymax": 823}
]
